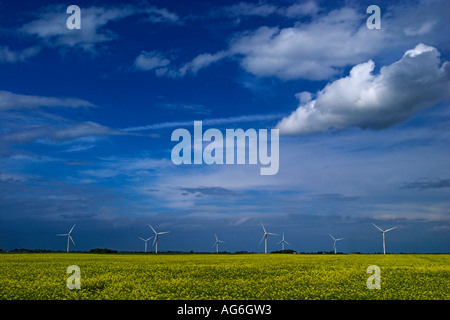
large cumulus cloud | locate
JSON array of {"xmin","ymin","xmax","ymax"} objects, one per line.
[{"xmin": 276, "ymin": 44, "xmax": 450, "ymax": 135}]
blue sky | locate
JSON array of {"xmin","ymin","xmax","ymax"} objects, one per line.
[{"xmin": 0, "ymin": 0, "xmax": 449, "ymax": 253}]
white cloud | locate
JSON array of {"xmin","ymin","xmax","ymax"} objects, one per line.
[
  {"xmin": 282, "ymin": 1, "xmax": 320, "ymax": 17},
  {"xmin": 228, "ymin": 7, "xmax": 384, "ymax": 80},
  {"xmin": 0, "ymin": 46, "xmax": 41, "ymax": 63},
  {"xmin": 134, "ymin": 51, "xmax": 170, "ymax": 71},
  {"xmin": 47, "ymin": 121, "xmax": 120, "ymax": 141},
  {"xmin": 0, "ymin": 90, "xmax": 96, "ymax": 111},
  {"xmin": 134, "ymin": 50, "xmax": 228, "ymax": 77},
  {"xmin": 163, "ymin": 1, "xmax": 449, "ymax": 81},
  {"xmin": 179, "ymin": 51, "xmax": 228, "ymax": 76},
  {"xmin": 20, "ymin": 4, "xmax": 179, "ymax": 53},
  {"xmin": 0, "ymin": 91, "xmax": 123, "ymax": 150},
  {"xmin": 403, "ymin": 21, "xmax": 436, "ymax": 36},
  {"xmin": 142, "ymin": 5, "xmax": 180, "ymax": 24},
  {"xmin": 1, "ymin": 121, "xmax": 122, "ymax": 145},
  {"xmin": 276, "ymin": 44, "xmax": 450, "ymax": 135},
  {"xmin": 223, "ymin": 2, "xmax": 278, "ymax": 17},
  {"xmin": 20, "ymin": 5, "xmax": 133, "ymax": 52},
  {"xmin": 386, "ymin": 0, "xmax": 449, "ymax": 41},
  {"xmin": 81, "ymin": 156, "xmax": 172, "ymax": 179},
  {"xmin": 222, "ymin": 1, "xmax": 319, "ymax": 18},
  {"xmin": 163, "ymin": 6, "xmax": 382, "ymax": 80}
]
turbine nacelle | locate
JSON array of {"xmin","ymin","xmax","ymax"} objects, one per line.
[
  {"xmin": 149, "ymin": 224, "xmax": 169, "ymax": 254},
  {"xmin": 276, "ymin": 232, "xmax": 290, "ymax": 251},
  {"xmin": 139, "ymin": 236, "xmax": 153, "ymax": 253},
  {"xmin": 212, "ymin": 233, "xmax": 225, "ymax": 253},
  {"xmin": 329, "ymin": 234, "xmax": 344, "ymax": 254},
  {"xmin": 57, "ymin": 224, "xmax": 76, "ymax": 253},
  {"xmin": 372, "ymin": 223, "xmax": 398, "ymax": 254},
  {"xmin": 259, "ymin": 221, "xmax": 278, "ymax": 253}
]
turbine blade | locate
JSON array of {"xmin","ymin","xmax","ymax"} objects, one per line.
[
  {"xmin": 212, "ymin": 241, "xmax": 218, "ymax": 247},
  {"xmin": 276, "ymin": 240, "xmax": 282, "ymax": 245},
  {"xmin": 152, "ymin": 237, "xmax": 157, "ymax": 246},
  {"xmin": 158, "ymin": 231, "xmax": 170, "ymax": 235},
  {"xmin": 148, "ymin": 224, "xmax": 157, "ymax": 234},
  {"xmin": 336, "ymin": 238, "xmax": 344, "ymax": 241},
  {"xmin": 268, "ymin": 232, "xmax": 278, "ymax": 236},
  {"xmin": 146, "ymin": 237, "xmax": 153, "ymax": 241},
  {"xmin": 259, "ymin": 234, "xmax": 266, "ymax": 245},
  {"xmin": 69, "ymin": 235, "xmax": 75, "ymax": 245},
  {"xmin": 385, "ymin": 227, "xmax": 398, "ymax": 232},
  {"xmin": 68, "ymin": 224, "xmax": 76, "ymax": 234},
  {"xmin": 329, "ymin": 234, "xmax": 336, "ymax": 240},
  {"xmin": 57, "ymin": 234, "xmax": 68, "ymax": 236},
  {"xmin": 372, "ymin": 223, "xmax": 384, "ymax": 232},
  {"xmin": 219, "ymin": 240, "xmax": 225, "ymax": 243},
  {"xmin": 260, "ymin": 221, "xmax": 267, "ymax": 233},
  {"xmin": 139, "ymin": 237, "xmax": 145, "ymax": 241},
  {"xmin": 215, "ymin": 234, "xmax": 218, "ymax": 241},
  {"xmin": 285, "ymin": 241, "xmax": 291, "ymax": 246}
]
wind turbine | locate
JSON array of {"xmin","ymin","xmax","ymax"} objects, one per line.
[
  {"xmin": 259, "ymin": 221, "xmax": 277, "ymax": 253},
  {"xmin": 148, "ymin": 224, "xmax": 169, "ymax": 254},
  {"xmin": 139, "ymin": 237, "xmax": 153, "ymax": 253},
  {"xmin": 57, "ymin": 224, "xmax": 76, "ymax": 253},
  {"xmin": 276, "ymin": 232, "xmax": 290, "ymax": 251},
  {"xmin": 372, "ymin": 223, "xmax": 398, "ymax": 254},
  {"xmin": 329, "ymin": 234, "xmax": 344, "ymax": 254},
  {"xmin": 212, "ymin": 233, "xmax": 225, "ymax": 253}
]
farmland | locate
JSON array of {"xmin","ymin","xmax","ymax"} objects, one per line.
[{"xmin": 0, "ymin": 253, "xmax": 448, "ymax": 300}]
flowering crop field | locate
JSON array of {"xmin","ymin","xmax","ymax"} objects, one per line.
[{"xmin": 0, "ymin": 253, "xmax": 448, "ymax": 300}]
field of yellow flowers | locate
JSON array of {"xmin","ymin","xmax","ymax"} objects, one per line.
[{"xmin": 0, "ymin": 253, "xmax": 448, "ymax": 300}]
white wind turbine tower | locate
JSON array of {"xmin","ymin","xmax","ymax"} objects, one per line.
[
  {"xmin": 259, "ymin": 221, "xmax": 277, "ymax": 253},
  {"xmin": 329, "ymin": 234, "xmax": 344, "ymax": 254},
  {"xmin": 57, "ymin": 224, "xmax": 76, "ymax": 253},
  {"xmin": 372, "ymin": 223, "xmax": 398, "ymax": 254},
  {"xmin": 149, "ymin": 224, "xmax": 169, "ymax": 254},
  {"xmin": 276, "ymin": 232, "xmax": 290, "ymax": 251},
  {"xmin": 212, "ymin": 233, "xmax": 225, "ymax": 253},
  {"xmin": 139, "ymin": 237, "xmax": 153, "ymax": 253}
]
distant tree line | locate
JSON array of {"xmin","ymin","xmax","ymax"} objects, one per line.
[
  {"xmin": 89, "ymin": 248, "xmax": 118, "ymax": 254},
  {"xmin": 0, "ymin": 248, "xmax": 57, "ymax": 253}
]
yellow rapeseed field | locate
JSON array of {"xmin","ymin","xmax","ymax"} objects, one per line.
[{"xmin": 0, "ymin": 253, "xmax": 448, "ymax": 300}]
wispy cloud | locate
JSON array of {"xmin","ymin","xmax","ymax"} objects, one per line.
[
  {"xmin": 122, "ymin": 112, "xmax": 284, "ymax": 132},
  {"xmin": 0, "ymin": 90, "xmax": 125, "ymax": 153},
  {"xmin": 178, "ymin": 51, "xmax": 229, "ymax": 76},
  {"xmin": 220, "ymin": 1, "xmax": 319, "ymax": 19},
  {"xmin": 157, "ymin": 102, "xmax": 211, "ymax": 115},
  {"xmin": 0, "ymin": 90, "xmax": 96, "ymax": 111},
  {"xmin": 400, "ymin": 178, "xmax": 450, "ymax": 190},
  {"xmin": 309, "ymin": 193, "xmax": 360, "ymax": 202},
  {"xmin": 19, "ymin": 3, "xmax": 180, "ymax": 53},
  {"xmin": 177, "ymin": 186, "xmax": 236, "ymax": 197},
  {"xmin": 134, "ymin": 50, "xmax": 170, "ymax": 71},
  {"xmin": 81, "ymin": 156, "xmax": 172, "ymax": 179},
  {"xmin": 1, "ymin": 121, "xmax": 123, "ymax": 145},
  {"xmin": 0, "ymin": 46, "xmax": 41, "ymax": 63}
]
